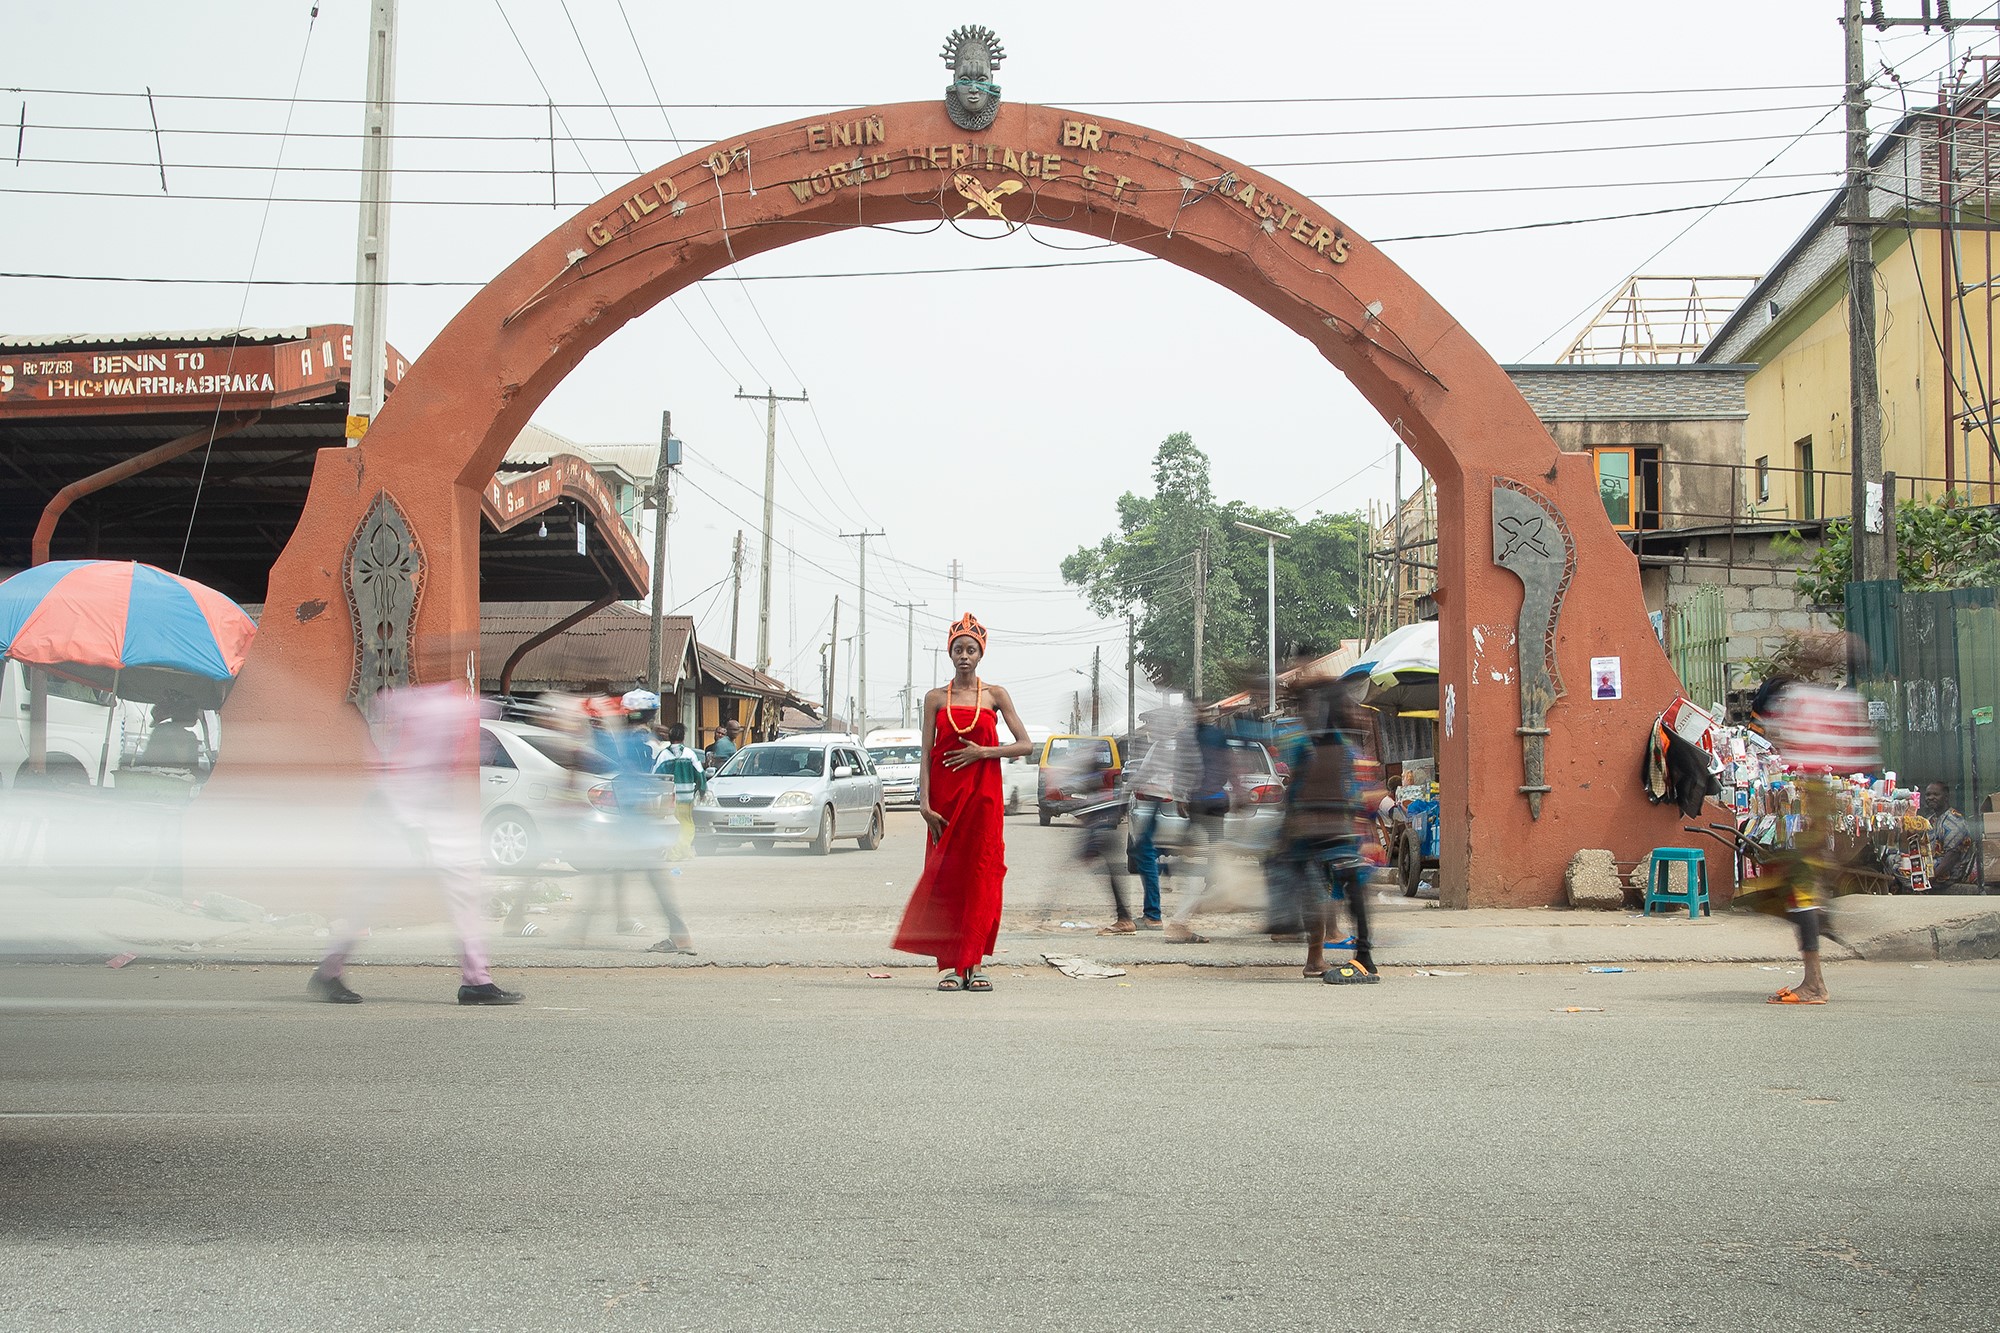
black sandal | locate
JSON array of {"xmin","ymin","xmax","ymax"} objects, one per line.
[
  {"xmin": 937, "ymin": 972, "xmax": 964, "ymax": 991},
  {"xmin": 963, "ymin": 969, "xmax": 993, "ymax": 992}
]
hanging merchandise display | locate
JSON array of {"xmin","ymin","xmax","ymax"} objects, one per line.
[{"xmin": 1707, "ymin": 723, "xmax": 1937, "ymax": 895}]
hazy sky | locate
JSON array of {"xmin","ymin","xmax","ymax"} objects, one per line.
[{"xmin": 4, "ymin": 2, "xmax": 1990, "ymax": 724}]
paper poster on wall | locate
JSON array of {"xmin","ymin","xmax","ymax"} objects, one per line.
[{"xmin": 1590, "ymin": 656, "xmax": 1622, "ymax": 701}]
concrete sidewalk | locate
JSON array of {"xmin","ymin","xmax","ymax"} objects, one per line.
[{"xmin": 4, "ymin": 880, "xmax": 1997, "ymax": 970}]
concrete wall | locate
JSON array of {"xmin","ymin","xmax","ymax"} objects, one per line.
[{"xmin": 1648, "ymin": 530, "xmax": 1840, "ymax": 686}]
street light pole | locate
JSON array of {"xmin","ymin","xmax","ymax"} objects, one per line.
[{"xmin": 1234, "ymin": 520, "xmax": 1293, "ymax": 715}]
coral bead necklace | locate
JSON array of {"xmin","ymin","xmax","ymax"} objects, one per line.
[{"xmin": 944, "ymin": 676, "xmax": 984, "ymax": 736}]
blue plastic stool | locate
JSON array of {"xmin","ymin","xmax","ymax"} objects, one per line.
[{"xmin": 1644, "ymin": 848, "xmax": 1710, "ymax": 919}]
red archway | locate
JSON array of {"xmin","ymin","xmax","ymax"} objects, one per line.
[{"xmin": 223, "ymin": 101, "xmax": 1719, "ymax": 907}]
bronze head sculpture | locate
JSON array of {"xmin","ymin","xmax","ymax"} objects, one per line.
[{"xmin": 941, "ymin": 24, "xmax": 1006, "ymax": 132}]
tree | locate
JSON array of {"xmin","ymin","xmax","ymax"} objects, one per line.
[
  {"xmin": 1789, "ymin": 493, "xmax": 2000, "ymax": 618},
  {"xmin": 1216, "ymin": 501, "xmax": 1365, "ymax": 662},
  {"xmin": 1062, "ymin": 431, "xmax": 1362, "ymax": 693}
]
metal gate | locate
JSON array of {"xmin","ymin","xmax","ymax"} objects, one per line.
[
  {"xmin": 1668, "ymin": 584, "xmax": 1728, "ymax": 713},
  {"xmin": 1847, "ymin": 581, "xmax": 2000, "ymax": 819}
]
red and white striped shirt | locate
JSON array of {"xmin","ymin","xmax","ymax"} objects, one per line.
[{"xmin": 1763, "ymin": 683, "xmax": 1880, "ymax": 775}]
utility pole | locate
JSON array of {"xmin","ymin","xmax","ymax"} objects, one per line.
[
  {"xmin": 1090, "ymin": 645, "xmax": 1101, "ymax": 734},
  {"xmin": 726, "ymin": 529, "xmax": 745, "ymax": 659},
  {"xmin": 842, "ymin": 634, "xmax": 856, "ymax": 733},
  {"xmin": 1843, "ymin": 0, "xmax": 1888, "ymax": 583},
  {"xmin": 1191, "ymin": 529, "xmax": 1209, "ymax": 700},
  {"xmin": 1844, "ymin": 4, "xmax": 2000, "ymax": 575},
  {"xmin": 840, "ymin": 529, "xmax": 885, "ymax": 736},
  {"xmin": 1126, "ymin": 616, "xmax": 1137, "ymax": 736},
  {"xmin": 736, "ymin": 386, "xmax": 809, "ymax": 671},
  {"xmin": 347, "ymin": 0, "xmax": 397, "ymax": 442},
  {"xmin": 646, "ymin": 411, "xmax": 681, "ymax": 697},
  {"xmin": 947, "ymin": 559, "xmax": 963, "ymax": 610},
  {"xmin": 894, "ymin": 599, "xmax": 927, "ymax": 727},
  {"xmin": 824, "ymin": 596, "xmax": 840, "ymax": 725}
]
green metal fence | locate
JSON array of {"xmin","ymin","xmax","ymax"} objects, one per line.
[
  {"xmin": 1668, "ymin": 583, "xmax": 1728, "ymax": 714},
  {"xmin": 1846, "ymin": 581, "xmax": 2000, "ymax": 817}
]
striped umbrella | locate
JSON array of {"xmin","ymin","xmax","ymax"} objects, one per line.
[{"xmin": 0, "ymin": 560, "xmax": 256, "ymax": 708}]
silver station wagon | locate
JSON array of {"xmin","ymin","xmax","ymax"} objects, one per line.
[{"xmin": 691, "ymin": 733, "xmax": 886, "ymax": 856}]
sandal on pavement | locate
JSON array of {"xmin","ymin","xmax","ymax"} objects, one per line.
[
  {"xmin": 1767, "ymin": 987, "xmax": 1825, "ymax": 1005},
  {"xmin": 1302, "ymin": 966, "xmax": 1327, "ymax": 979},
  {"xmin": 937, "ymin": 973, "xmax": 964, "ymax": 992},
  {"xmin": 1098, "ymin": 920, "xmax": 1138, "ymax": 936},
  {"xmin": 964, "ymin": 969, "xmax": 994, "ymax": 992},
  {"xmin": 1323, "ymin": 961, "xmax": 1381, "ymax": 985}
]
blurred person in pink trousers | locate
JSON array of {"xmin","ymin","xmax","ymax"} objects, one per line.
[{"xmin": 307, "ymin": 680, "xmax": 522, "ymax": 1006}]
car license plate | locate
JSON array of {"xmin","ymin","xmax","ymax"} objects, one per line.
[{"xmin": 728, "ymin": 813, "xmax": 754, "ymax": 828}]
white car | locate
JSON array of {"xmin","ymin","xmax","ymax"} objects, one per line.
[
  {"xmin": 693, "ymin": 735, "xmax": 885, "ymax": 855},
  {"xmin": 864, "ymin": 729, "xmax": 922, "ymax": 808},
  {"xmin": 478, "ymin": 720, "xmax": 614, "ymax": 871}
]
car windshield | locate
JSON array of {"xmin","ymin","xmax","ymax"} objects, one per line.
[
  {"xmin": 870, "ymin": 746, "xmax": 922, "ymax": 766},
  {"xmin": 720, "ymin": 746, "xmax": 825, "ymax": 779}
]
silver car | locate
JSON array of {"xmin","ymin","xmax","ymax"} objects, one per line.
[
  {"xmin": 692, "ymin": 734, "xmax": 885, "ymax": 855},
  {"xmin": 478, "ymin": 720, "xmax": 614, "ymax": 871}
]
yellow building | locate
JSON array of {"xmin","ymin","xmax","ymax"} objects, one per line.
[{"xmin": 1704, "ymin": 105, "xmax": 2000, "ymax": 512}]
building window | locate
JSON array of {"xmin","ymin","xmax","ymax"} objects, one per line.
[
  {"xmin": 1589, "ymin": 446, "xmax": 1660, "ymax": 531},
  {"xmin": 1596, "ymin": 448, "xmax": 1633, "ymax": 528},
  {"xmin": 1755, "ymin": 455, "xmax": 1771, "ymax": 504}
]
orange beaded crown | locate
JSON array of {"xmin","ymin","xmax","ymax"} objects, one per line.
[{"xmin": 947, "ymin": 613, "xmax": 987, "ymax": 651}]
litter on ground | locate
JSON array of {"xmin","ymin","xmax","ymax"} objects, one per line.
[{"xmin": 1042, "ymin": 953, "xmax": 1127, "ymax": 979}]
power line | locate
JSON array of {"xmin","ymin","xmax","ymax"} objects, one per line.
[{"xmin": 0, "ymin": 80, "xmax": 1858, "ymax": 112}]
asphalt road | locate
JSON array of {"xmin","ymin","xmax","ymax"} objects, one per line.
[{"xmin": 3, "ymin": 958, "xmax": 1996, "ymax": 1331}]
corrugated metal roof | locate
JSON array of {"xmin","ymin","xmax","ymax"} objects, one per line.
[
  {"xmin": 503, "ymin": 423, "xmax": 656, "ymax": 483},
  {"xmin": 695, "ymin": 642, "xmax": 797, "ymax": 700},
  {"xmin": 0, "ymin": 326, "xmax": 319, "ymax": 349},
  {"xmin": 480, "ymin": 602, "xmax": 694, "ymax": 694}
]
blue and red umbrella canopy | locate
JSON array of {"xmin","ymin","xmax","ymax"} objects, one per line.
[{"xmin": 0, "ymin": 560, "xmax": 256, "ymax": 707}]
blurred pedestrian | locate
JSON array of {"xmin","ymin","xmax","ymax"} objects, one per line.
[
  {"xmin": 1124, "ymin": 700, "xmax": 1197, "ymax": 930},
  {"xmin": 1162, "ymin": 704, "xmax": 1236, "ymax": 944},
  {"xmin": 308, "ymin": 678, "xmax": 523, "ymax": 1006},
  {"xmin": 1275, "ymin": 685, "xmax": 1387, "ymax": 983},
  {"xmin": 577, "ymin": 693, "xmax": 694, "ymax": 955},
  {"xmin": 1749, "ymin": 637, "xmax": 1878, "ymax": 1005},
  {"xmin": 1037, "ymin": 741, "xmax": 1135, "ymax": 933},
  {"xmin": 893, "ymin": 614, "xmax": 1036, "ymax": 991}
]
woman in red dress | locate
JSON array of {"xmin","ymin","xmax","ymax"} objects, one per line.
[{"xmin": 893, "ymin": 614, "xmax": 1036, "ymax": 991}]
